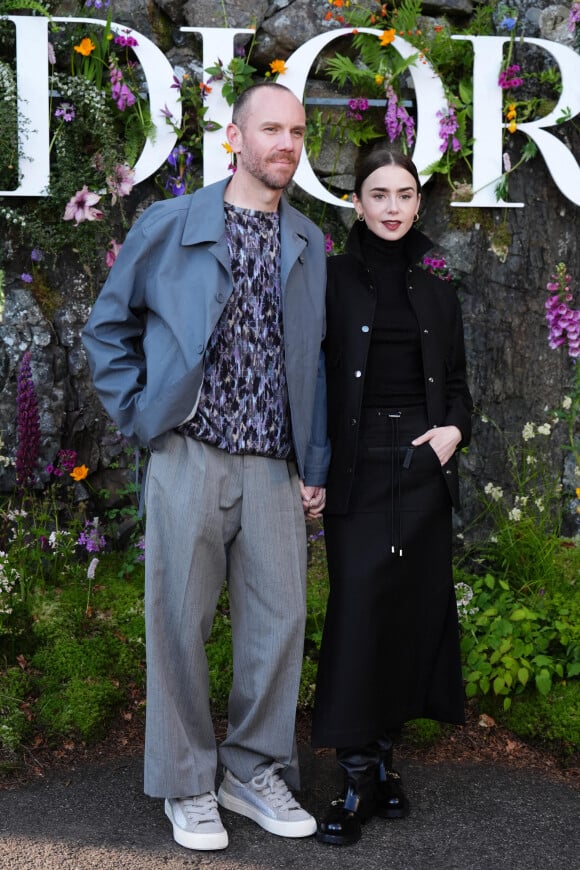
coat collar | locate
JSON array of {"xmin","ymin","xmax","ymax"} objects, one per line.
[{"xmin": 179, "ymin": 177, "xmax": 306, "ymax": 248}]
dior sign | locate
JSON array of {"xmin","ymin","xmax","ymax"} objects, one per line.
[{"xmin": 2, "ymin": 17, "xmax": 580, "ymax": 207}]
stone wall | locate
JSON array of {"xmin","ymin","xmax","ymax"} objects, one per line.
[{"xmin": 0, "ymin": 0, "xmax": 578, "ymax": 534}]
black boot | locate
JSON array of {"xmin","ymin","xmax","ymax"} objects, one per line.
[
  {"xmin": 316, "ymin": 748, "xmax": 378, "ymax": 846},
  {"xmin": 374, "ymin": 740, "xmax": 410, "ymax": 819}
]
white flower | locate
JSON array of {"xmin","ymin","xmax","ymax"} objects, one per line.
[
  {"xmin": 522, "ymin": 422, "xmax": 535, "ymax": 441},
  {"xmin": 526, "ymin": 454, "xmax": 537, "ymax": 466},
  {"xmin": 87, "ymin": 557, "xmax": 99, "ymax": 580},
  {"xmin": 562, "ymin": 395, "xmax": 572, "ymax": 410},
  {"xmin": 535, "ymin": 498, "xmax": 544, "ymax": 512},
  {"xmin": 508, "ymin": 507, "xmax": 522, "ymax": 522},
  {"xmin": 484, "ymin": 482, "xmax": 504, "ymax": 502},
  {"xmin": 537, "ymin": 423, "xmax": 551, "ymax": 436}
]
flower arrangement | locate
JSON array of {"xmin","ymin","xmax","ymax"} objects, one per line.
[{"xmin": 0, "ymin": 1, "xmax": 151, "ymax": 275}]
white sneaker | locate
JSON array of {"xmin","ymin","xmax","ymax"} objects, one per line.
[
  {"xmin": 217, "ymin": 763, "xmax": 316, "ymax": 838},
  {"xmin": 164, "ymin": 792, "xmax": 228, "ymax": 850}
]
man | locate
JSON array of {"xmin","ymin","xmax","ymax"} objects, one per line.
[{"xmin": 82, "ymin": 82, "xmax": 329, "ymax": 851}]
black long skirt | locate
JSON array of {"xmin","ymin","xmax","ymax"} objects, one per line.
[{"xmin": 311, "ymin": 406, "xmax": 465, "ymax": 749}]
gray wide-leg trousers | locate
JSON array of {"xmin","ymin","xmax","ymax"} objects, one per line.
[{"xmin": 143, "ymin": 432, "xmax": 307, "ymax": 798}]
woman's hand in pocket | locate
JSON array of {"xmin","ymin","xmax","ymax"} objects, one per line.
[{"xmin": 412, "ymin": 425, "xmax": 462, "ymax": 466}]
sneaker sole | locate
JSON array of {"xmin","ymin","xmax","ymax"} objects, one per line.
[
  {"xmin": 217, "ymin": 788, "xmax": 316, "ymax": 838},
  {"xmin": 164, "ymin": 799, "xmax": 229, "ymax": 850}
]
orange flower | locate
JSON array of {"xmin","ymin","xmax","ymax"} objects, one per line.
[
  {"xmin": 199, "ymin": 82, "xmax": 212, "ymax": 95},
  {"xmin": 70, "ymin": 464, "xmax": 89, "ymax": 481},
  {"xmin": 434, "ymin": 25, "xmax": 444, "ymax": 32},
  {"xmin": 325, "ymin": 10, "xmax": 333, "ymax": 19},
  {"xmin": 269, "ymin": 59, "xmax": 288, "ymax": 75},
  {"xmin": 332, "ymin": 0, "xmax": 344, "ymax": 6},
  {"xmin": 575, "ymin": 487, "xmax": 580, "ymax": 499},
  {"xmin": 379, "ymin": 28, "xmax": 396, "ymax": 46},
  {"xmin": 74, "ymin": 37, "xmax": 96, "ymax": 57}
]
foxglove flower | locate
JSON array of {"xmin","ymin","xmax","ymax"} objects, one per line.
[{"xmin": 16, "ymin": 351, "xmax": 41, "ymax": 489}]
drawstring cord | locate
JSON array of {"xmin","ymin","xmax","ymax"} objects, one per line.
[{"xmin": 388, "ymin": 412, "xmax": 403, "ymax": 557}]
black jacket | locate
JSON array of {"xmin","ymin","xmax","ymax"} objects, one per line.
[{"xmin": 324, "ymin": 222, "xmax": 473, "ymax": 513}]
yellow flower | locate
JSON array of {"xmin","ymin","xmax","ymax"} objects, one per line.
[
  {"xmin": 506, "ymin": 108, "xmax": 517, "ymax": 120},
  {"xmin": 222, "ymin": 142, "xmax": 233, "ymax": 154},
  {"xmin": 379, "ymin": 28, "xmax": 396, "ymax": 46},
  {"xmin": 375, "ymin": 74, "xmax": 385, "ymax": 86},
  {"xmin": 576, "ymin": 487, "xmax": 580, "ymax": 499},
  {"xmin": 70, "ymin": 464, "xmax": 89, "ymax": 481},
  {"xmin": 269, "ymin": 59, "xmax": 288, "ymax": 75},
  {"xmin": 507, "ymin": 120, "xmax": 517, "ymax": 134},
  {"xmin": 74, "ymin": 37, "xmax": 96, "ymax": 57}
]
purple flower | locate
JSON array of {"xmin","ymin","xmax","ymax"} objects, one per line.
[
  {"xmin": 500, "ymin": 16, "xmax": 517, "ymax": 30},
  {"xmin": 77, "ymin": 519, "xmax": 107, "ymax": 554},
  {"xmin": 324, "ymin": 233, "xmax": 334, "ymax": 254},
  {"xmin": 498, "ymin": 65, "xmax": 524, "ymax": 89},
  {"xmin": 384, "ymin": 86, "xmax": 415, "ymax": 148},
  {"xmin": 16, "ymin": 351, "xmax": 41, "ymax": 489},
  {"xmin": 54, "ymin": 103, "xmax": 76, "ymax": 122},
  {"xmin": 545, "ymin": 265, "xmax": 580, "ymax": 358},
  {"xmin": 114, "ymin": 33, "xmax": 139, "ymax": 48},
  {"xmin": 422, "ymin": 253, "xmax": 453, "ymax": 282},
  {"xmin": 346, "ymin": 97, "xmax": 369, "ymax": 121},
  {"xmin": 569, "ymin": 2, "xmax": 580, "ymax": 32},
  {"xmin": 437, "ymin": 107, "xmax": 461, "ymax": 154},
  {"xmin": 20, "ymin": 273, "xmax": 33, "ymax": 283},
  {"xmin": 30, "ymin": 248, "xmax": 44, "ymax": 262}
]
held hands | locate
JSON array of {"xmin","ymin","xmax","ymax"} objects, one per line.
[
  {"xmin": 300, "ymin": 482, "xmax": 326, "ymax": 519},
  {"xmin": 411, "ymin": 425, "xmax": 462, "ymax": 467}
]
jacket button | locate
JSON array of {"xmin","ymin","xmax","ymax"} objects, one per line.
[
  {"xmin": 428, "ymin": 376, "xmax": 435, "ymax": 383},
  {"xmin": 361, "ymin": 325, "xmax": 369, "ymax": 333},
  {"xmin": 197, "ymin": 344, "xmax": 204, "ymax": 353},
  {"xmin": 424, "ymin": 328, "xmax": 429, "ymax": 334},
  {"xmin": 354, "ymin": 370, "xmax": 362, "ymax": 378},
  {"xmin": 216, "ymin": 292, "xmax": 225, "ymax": 303},
  {"xmin": 346, "ymin": 466, "xmax": 353, "ymax": 474},
  {"xmin": 445, "ymin": 469, "xmax": 453, "ymax": 475},
  {"xmin": 351, "ymin": 417, "xmax": 357, "ymax": 426}
]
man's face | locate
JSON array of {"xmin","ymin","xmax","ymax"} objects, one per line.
[{"xmin": 228, "ymin": 88, "xmax": 306, "ymax": 191}]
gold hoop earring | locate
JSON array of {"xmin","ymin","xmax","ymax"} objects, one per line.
[
  {"xmin": 357, "ymin": 212, "xmax": 365, "ymax": 222},
  {"xmin": 413, "ymin": 213, "xmax": 420, "ymax": 223}
]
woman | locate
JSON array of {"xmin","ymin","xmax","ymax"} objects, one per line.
[{"xmin": 313, "ymin": 148, "xmax": 473, "ymax": 846}]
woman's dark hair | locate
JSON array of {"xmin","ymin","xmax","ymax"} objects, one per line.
[{"xmin": 354, "ymin": 147, "xmax": 421, "ymax": 198}]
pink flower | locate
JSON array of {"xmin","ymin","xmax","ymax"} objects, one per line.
[
  {"xmin": 107, "ymin": 163, "xmax": 135, "ymax": 203},
  {"xmin": 106, "ymin": 239, "xmax": 122, "ymax": 268},
  {"xmin": 63, "ymin": 186, "xmax": 103, "ymax": 225}
]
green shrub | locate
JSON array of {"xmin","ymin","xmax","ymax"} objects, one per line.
[
  {"xmin": 0, "ymin": 667, "xmax": 32, "ymax": 752},
  {"xmin": 485, "ymin": 680, "xmax": 580, "ymax": 761}
]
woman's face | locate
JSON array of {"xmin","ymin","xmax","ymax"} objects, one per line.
[{"xmin": 353, "ymin": 164, "xmax": 421, "ymax": 241}]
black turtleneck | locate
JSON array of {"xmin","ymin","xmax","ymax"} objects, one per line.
[{"xmin": 362, "ymin": 229, "xmax": 426, "ymax": 409}]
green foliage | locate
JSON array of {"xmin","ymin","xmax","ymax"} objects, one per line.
[
  {"xmin": 487, "ymin": 679, "xmax": 580, "ymax": 759},
  {"xmin": 0, "ymin": 667, "xmax": 32, "ymax": 753},
  {"xmin": 457, "ymin": 571, "xmax": 579, "ymax": 711},
  {"xmin": 469, "ymin": 412, "xmax": 566, "ymax": 594},
  {"xmin": 402, "ymin": 718, "xmax": 447, "ymax": 750}
]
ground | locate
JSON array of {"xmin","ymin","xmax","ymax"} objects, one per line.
[{"xmin": 1, "ymin": 695, "xmax": 578, "ymax": 791}]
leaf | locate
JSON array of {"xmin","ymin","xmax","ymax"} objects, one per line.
[
  {"xmin": 517, "ymin": 667, "xmax": 529, "ymax": 686},
  {"xmin": 493, "ymin": 676, "xmax": 506, "ymax": 694},
  {"xmin": 535, "ymin": 669, "xmax": 552, "ymax": 696}
]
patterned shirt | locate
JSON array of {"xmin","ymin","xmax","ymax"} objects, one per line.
[{"xmin": 178, "ymin": 203, "xmax": 292, "ymax": 458}]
